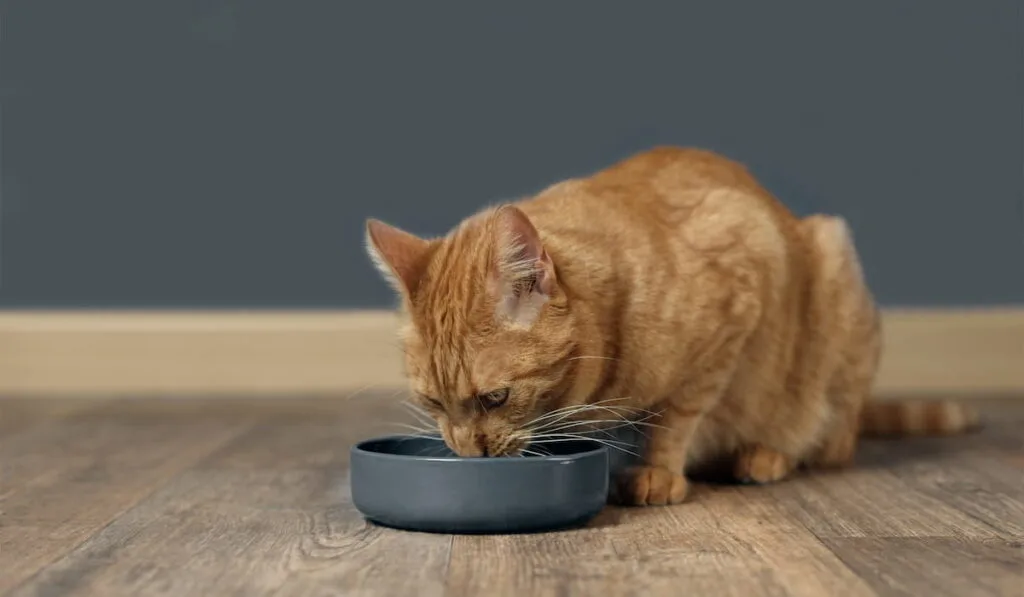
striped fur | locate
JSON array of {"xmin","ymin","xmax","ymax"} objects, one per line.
[{"xmin": 860, "ymin": 400, "xmax": 981, "ymax": 437}]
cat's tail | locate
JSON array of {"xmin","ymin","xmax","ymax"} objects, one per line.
[{"xmin": 859, "ymin": 400, "xmax": 981, "ymax": 437}]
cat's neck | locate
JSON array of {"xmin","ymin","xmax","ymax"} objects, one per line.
[{"xmin": 551, "ymin": 247, "xmax": 623, "ymax": 411}]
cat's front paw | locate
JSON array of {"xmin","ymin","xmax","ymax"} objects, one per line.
[{"xmin": 611, "ymin": 466, "xmax": 688, "ymax": 506}]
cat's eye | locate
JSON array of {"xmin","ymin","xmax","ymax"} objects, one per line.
[{"xmin": 479, "ymin": 388, "xmax": 510, "ymax": 410}]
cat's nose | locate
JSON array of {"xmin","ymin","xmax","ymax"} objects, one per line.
[
  {"xmin": 448, "ymin": 429, "xmax": 484, "ymax": 457},
  {"xmin": 448, "ymin": 427, "xmax": 492, "ymax": 457},
  {"xmin": 453, "ymin": 442, "xmax": 484, "ymax": 457},
  {"xmin": 475, "ymin": 434, "xmax": 490, "ymax": 457}
]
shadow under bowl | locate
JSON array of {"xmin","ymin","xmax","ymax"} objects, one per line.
[{"xmin": 350, "ymin": 435, "xmax": 610, "ymax": 534}]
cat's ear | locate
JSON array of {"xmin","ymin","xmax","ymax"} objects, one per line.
[
  {"xmin": 365, "ymin": 219, "xmax": 432, "ymax": 295},
  {"xmin": 491, "ymin": 205, "xmax": 556, "ymax": 327}
]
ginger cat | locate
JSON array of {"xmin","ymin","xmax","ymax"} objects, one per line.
[{"xmin": 365, "ymin": 147, "xmax": 978, "ymax": 506}]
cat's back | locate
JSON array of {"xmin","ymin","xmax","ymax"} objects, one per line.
[
  {"xmin": 515, "ymin": 146, "xmax": 810, "ymax": 410},
  {"xmin": 522, "ymin": 146, "xmax": 792, "ymax": 231},
  {"xmin": 520, "ymin": 146, "xmax": 799, "ymax": 269}
]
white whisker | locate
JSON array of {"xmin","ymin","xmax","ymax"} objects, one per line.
[
  {"xmin": 522, "ymin": 398, "xmax": 640, "ymax": 430},
  {"xmin": 566, "ymin": 355, "xmax": 620, "ymax": 363},
  {"xmin": 532, "ymin": 418, "xmax": 658, "ymax": 439},
  {"xmin": 531, "ymin": 418, "xmax": 621, "ymax": 435},
  {"xmin": 528, "ymin": 435, "xmax": 640, "ymax": 457},
  {"xmin": 527, "ymin": 402, "xmax": 661, "ymax": 434},
  {"xmin": 537, "ymin": 412, "xmax": 669, "ymax": 434},
  {"xmin": 388, "ymin": 422, "xmax": 441, "ymax": 435},
  {"xmin": 523, "ymin": 396, "xmax": 634, "ymax": 424},
  {"xmin": 528, "ymin": 407, "xmax": 633, "ymax": 432},
  {"xmin": 342, "ymin": 384, "xmax": 372, "ymax": 401},
  {"xmin": 393, "ymin": 432, "xmax": 444, "ymax": 444},
  {"xmin": 400, "ymin": 401, "xmax": 437, "ymax": 428},
  {"xmin": 528, "ymin": 432, "xmax": 635, "ymax": 447}
]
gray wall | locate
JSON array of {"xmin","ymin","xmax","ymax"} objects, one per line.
[{"xmin": 3, "ymin": 2, "xmax": 1021, "ymax": 309}]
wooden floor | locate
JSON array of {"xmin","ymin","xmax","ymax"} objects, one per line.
[{"xmin": 1, "ymin": 396, "xmax": 1022, "ymax": 597}]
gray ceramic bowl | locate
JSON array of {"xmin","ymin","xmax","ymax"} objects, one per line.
[{"xmin": 350, "ymin": 435, "xmax": 610, "ymax": 534}]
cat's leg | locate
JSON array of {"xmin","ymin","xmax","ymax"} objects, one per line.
[
  {"xmin": 612, "ymin": 324, "xmax": 757, "ymax": 506},
  {"xmin": 811, "ymin": 405, "xmax": 860, "ymax": 468},
  {"xmin": 609, "ymin": 252, "xmax": 761, "ymax": 506},
  {"xmin": 611, "ymin": 402, "xmax": 698, "ymax": 506},
  {"xmin": 812, "ymin": 304, "xmax": 881, "ymax": 469},
  {"xmin": 733, "ymin": 445, "xmax": 795, "ymax": 484},
  {"xmin": 800, "ymin": 215, "xmax": 880, "ymax": 470},
  {"xmin": 810, "ymin": 336, "xmax": 878, "ymax": 469}
]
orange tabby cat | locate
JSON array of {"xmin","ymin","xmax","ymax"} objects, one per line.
[{"xmin": 365, "ymin": 146, "xmax": 978, "ymax": 506}]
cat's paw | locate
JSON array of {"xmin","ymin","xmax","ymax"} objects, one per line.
[
  {"xmin": 611, "ymin": 466, "xmax": 688, "ymax": 506},
  {"xmin": 811, "ymin": 431, "xmax": 857, "ymax": 469},
  {"xmin": 734, "ymin": 445, "xmax": 793, "ymax": 484}
]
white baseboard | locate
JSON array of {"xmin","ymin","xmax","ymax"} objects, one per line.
[{"xmin": 0, "ymin": 308, "xmax": 1020, "ymax": 398}]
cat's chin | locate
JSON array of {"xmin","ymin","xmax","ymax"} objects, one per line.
[
  {"xmin": 491, "ymin": 437, "xmax": 530, "ymax": 458},
  {"xmin": 440, "ymin": 436, "xmax": 529, "ymax": 458}
]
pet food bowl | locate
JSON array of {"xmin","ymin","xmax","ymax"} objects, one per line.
[{"xmin": 350, "ymin": 435, "xmax": 610, "ymax": 534}]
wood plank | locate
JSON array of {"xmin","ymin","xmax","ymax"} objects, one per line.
[
  {"xmin": 850, "ymin": 401, "xmax": 1024, "ymax": 540},
  {"xmin": 444, "ymin": 483, "xmax": 869, "ymax": 597},
  {"xmin": 0, "ymin": 398, "xmax": 108, "ymax": 438},
  {"xmin": 4, "ymin": 396, "xmax": 1022, "ymax": 596},
  {"xmin": 768, "ymin": 465, "xmax": 1007, "ymax": 540},
  {"xmin": 443, "ymin": 485, "xmax": 915, "ymax": 597},
  {"xmin": 0, "ymin": 401, "xmax": 256, "ymax": 594},
  {"xmin": 7, "ymin": 398, "xmax": 451, "ymax": 597},
  {"xmin": 444, "ymin": 509, "xmax": 672, "ymax": 597},
  {"xmin": 695, "ymin": 486, "xmax": 877, "ymax": 597},
  {"xmin": 821, "ymin": 537, "xmax": 1024, "ymax": 597},
  {"xmin": 856, "ymin": 442, "xmax": 1024, "ymax": 540}
]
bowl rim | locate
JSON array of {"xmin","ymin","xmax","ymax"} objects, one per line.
[{"xmin": 351, "ymin": 434, "xmax": 609, "ymax": 464}]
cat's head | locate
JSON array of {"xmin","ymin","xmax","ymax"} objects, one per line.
[{"xmin": 365, "ymin": 205, "xmax": 577, "ymax": 456}]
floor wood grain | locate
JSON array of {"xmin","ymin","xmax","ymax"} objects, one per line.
[
  {"xmin": 0, "ymin": 400, "xmax": 256, "ymax": 594},
  {"xmin": 1, "ymin": 397, "xmax": 1022, "ymax": 597}
]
